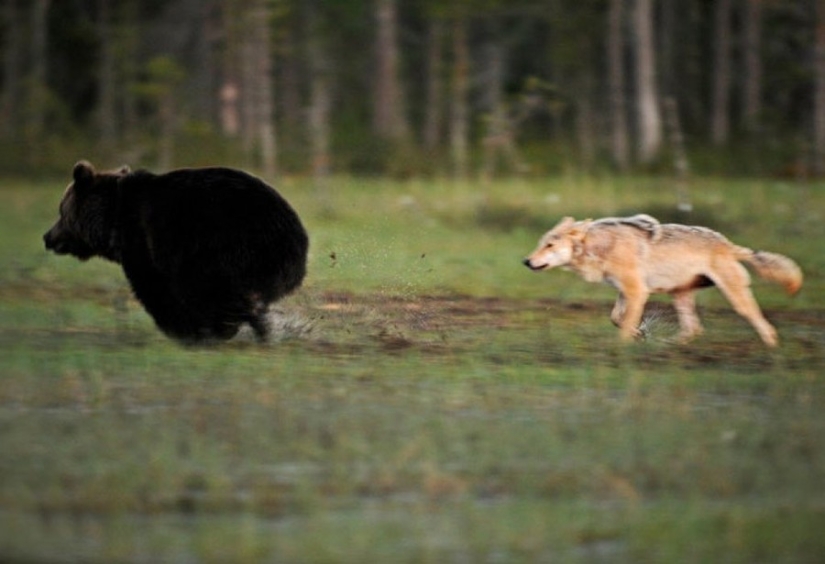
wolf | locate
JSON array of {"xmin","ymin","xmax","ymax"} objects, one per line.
[{"xmin": 522, "ymin": 214, "xmax": 803, "ymax": 347}]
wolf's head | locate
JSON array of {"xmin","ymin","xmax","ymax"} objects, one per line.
[{"xmin": 522, "ymin": 216, "xmax": 590, "ymax": 272}]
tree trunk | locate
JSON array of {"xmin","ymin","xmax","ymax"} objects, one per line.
[
  {"xmin": 479, "ymin": 36, "xmax": 505, "ymax": 179},
  {"xmin": 118, "ymin": 1, "xmax": 140, "ymax": 150},
  {"xmin": 1, "ymin": 0, "xmax": 23, "ymax": 138},
  {"xmin": 192, "ymin": 2, "xmax": 218, "ymax": 126},
  {"xmin": 450, "ymin": 16, "xmax": 470, "ymax": 179},
  {"xmin": 307, "ymin": 5, "xmax": 331, "ymax": 183},
  {"xmin": 742, "ymin": 0, "xmax": 763, "ymax": 132},
  {"xmin": 711, "ymin": 0, "xmax": 732, "ymax": 145},
  {"xmin": 633, "ymin": 0, "xmax": 661, "ymax": 164},
  {"xmin": 28, "ymin": 0, "xmax": 51, "ymax": 142},
  {"xmin": 664, "ymin": 96, "xmax": 692, "ymax": 211},
  {"xmin": 659, "ymin": 0, "xmax": 676, "ymax": 97},
  {"xmin": 479, "ymin": 36, "xmax": 504, "ymax": 118},
  {"xmin": 236, "ymin": 0, "xmax": 281, "ymax": 178},
  {"xmin": 607, "ymin": 0, "xmax": 630, "ymax": 170},
  {"xmin": 280, "ymin": 25, "xmax": 302, "ymax": 139},
  {"xmin": 219, "ymin": 0, "xmax": 239, "ymax": 138},
  {"xmin": 252, "ymin": 1, "xmax": 277, "ymax": 179},
  {"xmin": 144, "ymin": 56, "xmax": 184, "ymax": 171},
  {"xmin": 219, "ymin": 82, "xmax": 240, "ymax": 137},
  {"xmin": 97, "ymin": 0, "xmax": 117, "ymax": 147},
  {"xmin": 423, "ymin": 18, "xmax": 444, "ymax": 150},
  {"xmin": 373, "ymin": 0, "xmax": 409, "ymax": 141},
  {"xmin": 575, "ymin": 73, "xmax": 596, "ymax": 168},
  {"xmin": 240, "ymin": 22, "xmax": 256, "ymax": 160},
  {"xmin": 814, "ymin": 0, "xmax": 825, "ymax": 176},
  {"xmin": 158, "ymin": 88, "xmax": 175, "ymax": 171}
]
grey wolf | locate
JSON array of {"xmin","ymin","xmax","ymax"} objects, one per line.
[
  {"xmin": 522, "ymin": 214, "xmax": 803, "ymax": 346},
  {"xmin": 44, "ymin": 161, "xmax": 308, "ymax": 343}
]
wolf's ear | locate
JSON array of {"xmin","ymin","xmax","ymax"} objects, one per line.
[
  {"xmin": 568, "ymin": 227, "xmax": 586, "ymax": 241},
  {"xmin": 117, "ymin": 165, "xmax": 131, "ymax": 175},
  {"xmin": 568, "ymin": 219, "xmax": 592, "ymax": 241},
  {"xmin": 552, "ymin": 216, "xmax": 576, "ymax": 232}
]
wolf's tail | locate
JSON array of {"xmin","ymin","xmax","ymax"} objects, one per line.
[{"xmin": 736, "ymin": 247, "xmax": 803, "ymax": 295}]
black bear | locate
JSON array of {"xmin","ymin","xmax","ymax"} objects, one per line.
[{"xmin": 43, "ymin": 161, "xmax": 309, "ymax": 343}]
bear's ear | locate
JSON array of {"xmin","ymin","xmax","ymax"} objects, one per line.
[
  {"xmin": 117, "ymin": 165, "xmax": 131, "ymax": 175},
  {"xmin": 72, "ymin": 161, "xmax": 95, "ymax": 183}
]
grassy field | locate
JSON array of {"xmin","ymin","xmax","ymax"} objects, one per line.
[{"xmin": 1, "ymin": 173, "xmax": 824, "ymax": 563}]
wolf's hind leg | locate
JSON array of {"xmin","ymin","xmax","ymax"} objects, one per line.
[
  {"xmin": 710, "ymin": 262, "xmax": 778, "ymax": 347},
  {"xmin": 672, "ymin": 290, "xmax": 703, "ymax": 342}
]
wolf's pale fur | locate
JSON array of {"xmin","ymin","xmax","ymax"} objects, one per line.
[{"xmin": 523, "ymin": 214, "xmax": 803, "ymax": 347}]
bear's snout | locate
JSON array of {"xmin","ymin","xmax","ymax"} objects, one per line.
[
  {"xmin": 43, "ymin": 229, "xmax": 57, "ymax": 251},
  {"xmin": 43, "ymin": 234, "xmax": 66, "ymax": 255},
  {"xmin": 43, "ymin": 226, "xmax": 67, "ymax": 253},
  {"xmin": 43, "ymin": 225, "xmax": 83, "ymax": 257}
]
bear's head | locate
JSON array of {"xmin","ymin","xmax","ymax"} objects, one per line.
[{"xmin": 43, "ymin": 161, "xmax": 130, "ymax": 262}]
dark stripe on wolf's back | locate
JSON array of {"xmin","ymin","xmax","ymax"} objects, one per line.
[{"xmin": 592, "ymin": 214, "xmax": 661, "ymax": 238}]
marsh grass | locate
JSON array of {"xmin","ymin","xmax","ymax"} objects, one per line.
[{"xmin": 1, "ymin": 174, "xmax": 824, "ymax": 562}]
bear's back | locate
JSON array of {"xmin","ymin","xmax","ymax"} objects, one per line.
[
  {"xmin": 121, "ymin": 168, "xmax": 305, "ymax": 241},
  {"xmin": 118, "ymin": 166, "xmax": 307, "ymax": 288}
]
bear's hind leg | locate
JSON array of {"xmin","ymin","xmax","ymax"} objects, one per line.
[
  {"xmin": 246, "ymin": 293, "xmax": 271, "ymax": 342},
  {"xmin": 248, "ymin": 314, "xmax": 271, "ymax": 343}
]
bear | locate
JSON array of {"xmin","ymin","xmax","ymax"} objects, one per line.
[{"xmin": 43, "ymin": 161, "xmax": 309, "ymax": 344}]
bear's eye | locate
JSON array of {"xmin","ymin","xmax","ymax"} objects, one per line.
[{"xmin": 544, "ymin": 242, "xmax": 554, "ymax": 249}]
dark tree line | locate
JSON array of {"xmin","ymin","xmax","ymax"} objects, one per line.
[{"xmin": 2, "ymin": 0, "xmax": 825, "ymax": 177}]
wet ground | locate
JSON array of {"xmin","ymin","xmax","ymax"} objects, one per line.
[{"xmin": 276, "ymin": 291, "xmax": 825, "ymax": 373}]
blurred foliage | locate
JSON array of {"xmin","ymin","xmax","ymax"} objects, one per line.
[{"xmin": 0, "ymin": 0, "xmax": 823, "ymax": 177}]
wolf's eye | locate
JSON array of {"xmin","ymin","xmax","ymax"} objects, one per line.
[{"xmin": 544, "ymin": 242, "xmax": 554, "ymax": 249}]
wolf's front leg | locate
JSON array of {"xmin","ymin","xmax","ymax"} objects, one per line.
[
  {"xmin": 610, "ymin": 294, "xmax": 626, "ymax": 328},
  {"xmin": 618, "ymin": 286, "xmax": 649, "ymax": 341}
]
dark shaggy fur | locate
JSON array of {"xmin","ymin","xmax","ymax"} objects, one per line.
[{"xmin": 44, "ymin": 161, "xmax": 309, "ymax": 343}]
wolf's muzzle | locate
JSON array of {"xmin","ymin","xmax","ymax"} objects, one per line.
[{"xmin": 523, "ymin": 258, "xmax": 543, "ymax": 271}]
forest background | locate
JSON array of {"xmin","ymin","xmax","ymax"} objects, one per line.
[{"xmin": 2, "ymin": 0, "xmax": 824, "ymax": 181}]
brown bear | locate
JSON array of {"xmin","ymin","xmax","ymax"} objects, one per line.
[{"xmin": 43, "ymin": 161, "xmax": 309, "ymax": 344}]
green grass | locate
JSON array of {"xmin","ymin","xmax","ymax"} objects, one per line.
[{"xmin": 1, "ymin": 174, "xmax": 824, "ymax": 562}]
